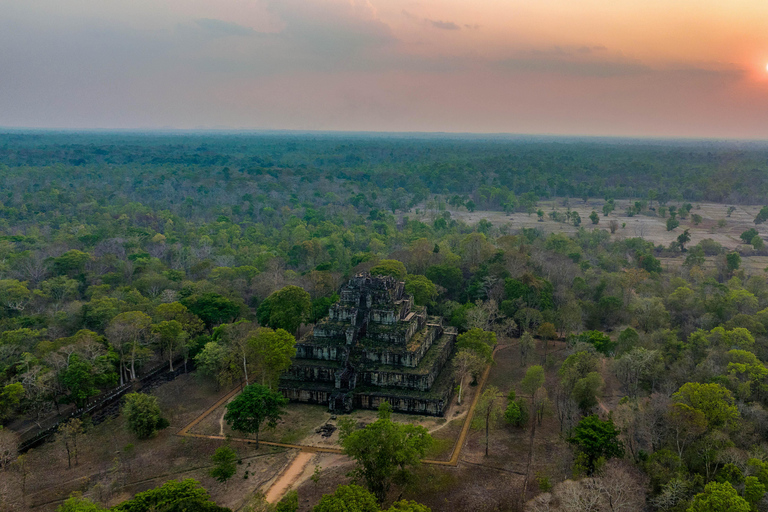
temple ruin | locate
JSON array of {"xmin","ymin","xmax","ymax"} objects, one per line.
[{"xmin": 279, "ymin": 273, "xmax": 457, "ymax": 416}]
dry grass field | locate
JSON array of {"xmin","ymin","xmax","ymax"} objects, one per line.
[{"xmin": 421, "ymin": 199, "xmax": 768, "ymax": 251}]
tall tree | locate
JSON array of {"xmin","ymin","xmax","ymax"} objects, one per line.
[
  {"xmin": 247, "ymin": 327, "xmax": 297, "ymax": 388},
  {"xmin": 339, "ymin": 403, "xmax": 432, "ymax": 502},
  {"xmin": 224, "ymin": 383, "xmax": 287, "ymax": 446},
  {"xmin": 152, "ymin": 320, "xmax": 188, "ymax": 372},
  {"xmin": 453, "ymin": 349, "xmax": 484, "ymax": 405},
  {"xmin": 569, "ymin": 415, "xmax": 624, "ymax": 476},
  {"xmin": 257, "ymin": 285, "xmax": 311, "ymax": 337},
  {"xmin": 106, "ymin": 311, "xmax": 153, "ymax": 382},
  {"xmin": 475, "ymin": 386, "xmax": 503, "ymax": 456}
]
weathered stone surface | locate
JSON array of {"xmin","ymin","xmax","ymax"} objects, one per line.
[{"xmin": 279, "ymin": 273, "xmax": 456, "ymax": 416}]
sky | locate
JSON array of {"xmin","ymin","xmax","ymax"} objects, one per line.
[{"xmin": 2, "ymin": 0, "xmax": 768, "ymax": 138}]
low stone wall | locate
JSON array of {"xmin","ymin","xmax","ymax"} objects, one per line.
[
  {"xmin": 354, "ymin": 391, "xmax": 448, "ymax": 416},
  {"xmin": 280, "ymin": 386, "xmax": 450, "ymax": 416}
]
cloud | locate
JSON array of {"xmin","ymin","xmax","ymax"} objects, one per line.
[
  {"xmin": 497, "ymin": 57, "xmax": 648, "ymax": 77},
  {"xmin": 493, "ymin": 45, "xmax": 648, "ymax": 77},
  {"xmin": 429, "ymin": 20, "xmax": 461, "ymax": 30},
  {"xmin": 193, "ymin": 18, "xmax": 255, "ymax": 37},
  {"xmin": 576, "ymin": 45, "xmax": 607, "ymax": 54},
  {"xmin": 402, "ymin": 10, "xmax": 466, "ymax": 31}
]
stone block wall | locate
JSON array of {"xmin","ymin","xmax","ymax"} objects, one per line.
[
  {"xmin": 285, "ymin": 364, "xmax": 337, "ymax": 383},
  {"xmin": 295, "ymin": 343, "xmax": 346, "ymax": 362}
]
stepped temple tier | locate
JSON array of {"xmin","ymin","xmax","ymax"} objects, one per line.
[{"xmin": 279, "ymin": 273, "xmax": 457, "ymax": 415}]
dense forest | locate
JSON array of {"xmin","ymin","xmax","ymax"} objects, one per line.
[{"xmin": 1, "ymin": 132, "xmax": 768, "ymax": 512}]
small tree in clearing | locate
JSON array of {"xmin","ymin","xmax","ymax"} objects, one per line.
[
  {"xmin": 209, "ymin": 445, "xmax": 238, "ymax": 483},
  {"xmin": 123, "ymin": 393, "xmax": 169, "ymax": 440},
  {"xmin": 474, "ymin": 386, "xmax": 503, "ymax": 456},
  {"xmin": 57, "ymin": 418, "xmax": 83, "ymax": 469},
  {"xmin": 224, "ymin": 383, "xmax": 287, "ymax": 446}
]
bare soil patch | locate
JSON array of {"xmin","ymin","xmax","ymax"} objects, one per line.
[{"xmin": 5, "ymin": 374, "xmax": 293, "ymax": 512}]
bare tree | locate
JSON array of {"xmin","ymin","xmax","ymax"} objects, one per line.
[
  {"xmin": 58, "ymin": 418, "xmax": 84, "ymax": 469},
  {"xmin": 0, "ymin": 428, "xmax": 18, "ymax": 470},
  {"xmin": 453, "ymin": 349, "xmax": 484, "ymax": 405}
]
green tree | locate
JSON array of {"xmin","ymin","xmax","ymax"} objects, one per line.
[
  {"xmin": 744, "ymin": 476, "xmax": 766, "ymax": 510},
  {"xmin": 571, "ymin": 211, "xmax": 581, "ymax": 226},
  {"xmin": 0, "ymin": 279, "xmax": 31, "ymax": 315},
  {"xmin": 474, "ymin": 385, "xmax": 502, "ymax": 456},
  {"xmin": 672, "ymin": 382, "xmax": 739, "ymax": 428},
  {"xmin": 667, "ymin": 217, "xmax": 680, "ymax": 231},
  {"xmin": 61, "ymin": 356, "xmax": 98, "ymax": 408},
  {"xmin": 754, "ymin": 206, "xmax": 768, "ymax": 224},
  {"xmin": 521, "ymin": 364, "xmax": 545, "ymax": 394},
  {"xmin": 182, "ymin": 293, "xmax": 241, "ymax": 330},
  {"xmin": 504, "ymin": 390, "xmax": 528, "ymax": 427},
  {"xmin": 153, "ymin": 320, "xmax": 188, "ymax": 372},
  {"xmin": 154, "ymin": 302, "xmax": 205, "ymax": 335},
  {"xmin": 686, "ymin": 481, "xmax": 750, "ymax": 512},
  {"xmin": 51, "ymin": 250, "xmax": 90, "ymax": 277},
  {"xmin": 369, "ymin": 260, "xmax": 407, "ymax": 280},
  {"xmin": 276, "ymin": 490, "xmax": 299, "ymax": 512},
  {"xmin": 122, "ymin": 392, "xmax": 168, "ymax": 439},
  {"xmin": 0, "ymin": 382, "xmax": 24, "ymax": 421},
  {"xmin": 57, "ymin": 418, "xmax": 84, "ymax": 469},
  {"xmin": 195, "ymin": 341, "xmax": 232, "ymax": 389},
  {"xmin": 387, "ymin": 501, "xmax": 431, "ymax": 512},
  {"xmin": 577, "ymin": 330, "xmax": 616, "ymax": 355},
  {"xmin": 112, "ymin": 478, "xmax": 230, "ymax": 512},
  {"xmin": 247, "ymin": 327, "xmax": 296, "ymax": 388},
  {"xmin": 677, "ymin": 229, "xmax": 691, "ymax": 251},
  {"xmin": 571, "ymin": 372, "xmax": 604, "ymax": 413},
  {"xmin": 589, "ymin": 211, "xmax": 599, "ymax": 224},
  {"xmin": 256, "ymin": 285, "xmax": 311, "ymax": 337},
  {"xmin": 313, "ymin": 484, "xmax": 379, "ymax": 512},
  {"xmin": 520, "ymin": 331, "xmax": 536, "ymax": 366},
  {"xmin": 726, "ymin": 252, "xmax": 742, "ymax": 272},
  {"xmin": 224, "ymin": 383, "xmax": 287, "ymax": 445},
  {"xmin": 339, "ymin": 403, "xmax": 432, "ymax": 502},
  {"xmin": 452, "ymin": 349, "xmax": 484, "ymax": 405},
  {"xmin": 404, "ymin": 275, "xmax": 437, "ymax": 306},
  {"xmin": 57, "ymin": 493, "xmax": 107, "ymax": 512},
  {"xmin": 568, "ymin": 415, "xmax": 624, "ymax": 475},
  {"xmin": 741, "ymin": 228, "xmax": 759, "ymax": 244},
  {"xmin": 107, "ymin": 311, "xmax": 154, "ymax": 382},
  {"xmin": 455, "ymin": 328, "xmax": 496, "ymax": 364},
  {"xmin": 209, "ymin": 446, "xmax": 238, "ymax": 483}
]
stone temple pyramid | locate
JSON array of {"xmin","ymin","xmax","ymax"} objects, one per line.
[{"xmin": 279, "ymin": 273, "xmax": 457, "ymax": 415}]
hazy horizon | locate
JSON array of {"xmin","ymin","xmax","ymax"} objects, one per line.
[{"xmin": 2, "ymin": 0, "xmax": 768, "ymax": 139}]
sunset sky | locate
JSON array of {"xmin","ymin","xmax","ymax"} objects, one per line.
[{"xmin": 2, "ymin": 0, "xmax": 768, "ymax": 138}]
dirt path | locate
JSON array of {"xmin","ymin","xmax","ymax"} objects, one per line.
[
  {"xmin": 265, "ymin": 451, "xmax": 315, "ymax": 503},
  {"xmin": 178, "ymin": 344, "xmax": 505, "ymax": 468}
]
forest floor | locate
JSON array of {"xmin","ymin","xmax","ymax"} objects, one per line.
[
  {"xmin": 290, "ymin": 337, "xmax": 584, "ymax": 512},
  {"xmin": 422, "ymin": 198, "xmax": 768, "ymax": 251},
  {"xmin": 7, "ymin": 337, "xmax": 616, "ymax": 512},
  {"xmin": 4, "ymin": 374, "xmax": 294, "ymax": 512}
]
